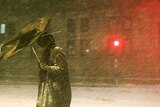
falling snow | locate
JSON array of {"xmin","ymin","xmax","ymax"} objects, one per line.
[{"xmin": 0, "ymin": 1, "xmax": 160, "ymax": 107}]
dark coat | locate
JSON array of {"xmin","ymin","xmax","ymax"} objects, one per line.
[{"xmin": 36, "ymin": 46, "xmax": 71, "ymax": 107}]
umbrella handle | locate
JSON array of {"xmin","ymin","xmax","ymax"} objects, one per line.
[
  {"xmin": 31, "ymin": 46, "xmax": 40, "ymax": 63},
  {"xmin": 0, "ymin": 43, "xmax": 3, "ymax": 52}
]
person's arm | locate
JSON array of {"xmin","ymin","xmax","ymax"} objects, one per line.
[
  {"xmin": 39, "ymin": 62, "xmax": 61, "ymax": 72},
  {"xmin": 39, "ymin": 47, "xmax": 67, "ymax": 74}
]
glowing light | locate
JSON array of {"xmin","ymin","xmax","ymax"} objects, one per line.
[
  {"xmin": 0, "ymin": 24, "xmax": 5, "ymax": 34},
  {"xmin": 86, "ymin": 49, "xmax": 90, "ymax": 52},
  {"xmin": 113, "ymin": 40, "xmax": 120, "ymax": 47}
]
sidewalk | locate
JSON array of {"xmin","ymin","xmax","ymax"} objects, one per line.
[{"xmin": 0, "ymin": 84, "xmax": 160, "ymax": 107}]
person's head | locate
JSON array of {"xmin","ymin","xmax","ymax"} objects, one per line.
[{"xmin": 37, "ymin": 32, "xmax": 55, "ymax": 48}]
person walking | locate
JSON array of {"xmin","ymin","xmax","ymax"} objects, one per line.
[{"xmin": 36, "ymin": 32, "xmax": 71, "ymax": 107}]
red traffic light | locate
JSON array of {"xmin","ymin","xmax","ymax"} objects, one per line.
[
  {"xmin": 101, "ymin": 32, "xmax": 127, "ymax": 55},
  {"xmin": 113, "ymin": 40, "xmax": 120, "ymax": 47},
  {"xmin": 106, "ymin": 35, "xmax": 125, "ymax": 54}
]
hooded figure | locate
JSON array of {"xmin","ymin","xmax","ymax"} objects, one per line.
[{"xmin": 36, "ymin": 32, "xmax": 71, "ymax": 107}]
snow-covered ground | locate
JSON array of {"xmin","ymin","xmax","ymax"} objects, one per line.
[{"xmin": 0, "ymin": 84, "xmax": 160, "ymax": 107}]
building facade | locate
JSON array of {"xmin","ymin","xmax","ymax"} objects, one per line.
[{"xmin": 0, "ymin": 0, "xmax": 160, "ymax": 85}]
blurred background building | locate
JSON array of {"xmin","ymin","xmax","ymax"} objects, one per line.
[{"xmin": 0, "ymin": 0, "xmax": 160, "ymax": 85}]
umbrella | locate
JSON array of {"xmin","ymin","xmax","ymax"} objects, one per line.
[{"xmin": 0, "ymin": 16, "xmax": 51, "ymax": 60}]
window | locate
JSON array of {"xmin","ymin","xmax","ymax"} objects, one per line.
[
  {"xmin": 80, "ymin": 18, "xmax": 89, "ymax": 32},
  {"xmin": 0, "ymin": 24, "xmax": 6, "ymax": 34},
  {"xmin": 108, "ymin": 17, "xmax": 117, "ymax": 28},
  {"xmin": 67, "ymin": 38, "xmax": 76, "ymax": 56},
  {"xmin": 67, "ymin": 18, "xmax": 76, "ymax": 32},
  {"xmin": 124, "ymin": 18, "xmax": 132, "ymax": 29}
]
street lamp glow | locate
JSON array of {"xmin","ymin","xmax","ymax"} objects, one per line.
[{"xmin": 86, "ymin": 49, "xmax": 90, "ymax": 53}]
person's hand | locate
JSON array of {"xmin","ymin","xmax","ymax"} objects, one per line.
[{"xmin": 38, "ymin": 62, "xmax": 47, "ymax": 70}]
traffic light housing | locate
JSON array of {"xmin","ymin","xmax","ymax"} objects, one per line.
[
  {"xmin": 100, "ymin": 31, "xmax": 131, "ymax": 57},
  {"xmin": 105, "ymin": 35, "xmax": 125, "ymax": 56}
]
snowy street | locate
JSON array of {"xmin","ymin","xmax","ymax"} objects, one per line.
[{"xmin": 0, "ymin": 84, "xmax": 160, "ymax": 107}]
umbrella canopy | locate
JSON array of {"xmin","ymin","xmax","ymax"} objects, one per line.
[{"xmin": 0, "ymin": 16, "xmax": 51, "ymax": 60}]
